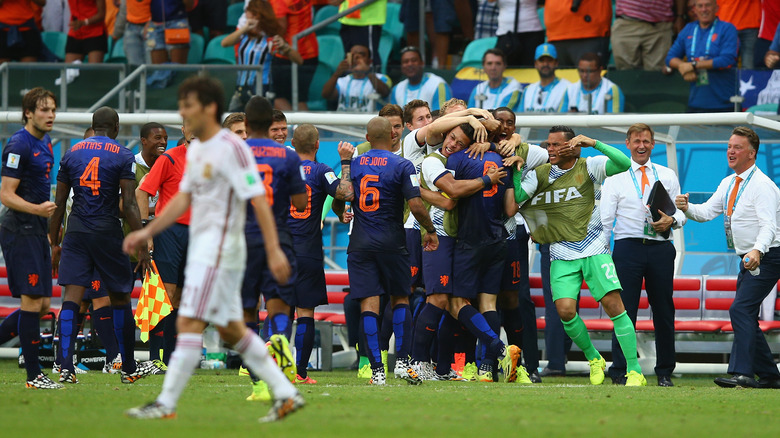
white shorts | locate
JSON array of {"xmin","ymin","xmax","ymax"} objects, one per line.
[{"xmin": 179, "ymin": 261, "xmax": 245, "ymax": 327}]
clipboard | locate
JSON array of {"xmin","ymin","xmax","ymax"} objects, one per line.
[{"xmin": 646, "ymin": 180, "xmax": 676, "ymax": 239}]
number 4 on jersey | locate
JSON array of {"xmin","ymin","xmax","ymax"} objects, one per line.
[{"xmin": 79, "ymin": 157, "xmax": 101, "ymax": 195}]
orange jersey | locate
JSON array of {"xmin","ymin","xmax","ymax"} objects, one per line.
[
  {"xmin": 68, "ymin": 0, "xmax": 105, "ymax": 39},
  {"xmin": 0, "ymin": 0, "xmax": 37, "ymax": 26},
  {"xmin": 544, "ymin": 0, "xmax": 611, "ymax": 42},
  {"xmin": 270, "ymin": 0, "xmax": 318, "ymax": 60},
  {"xmin": 127, "ymin": 0, "xmax": 151, "ymax": 24},
  {"xmin": 104, "ymin": 0, "xmax": 118, "ymax": 36},
  {"xmin": 718, "ymin": 0, "xmax": 760, "ymax": 31}
]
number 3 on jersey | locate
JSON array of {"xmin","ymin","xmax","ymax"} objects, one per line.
[
  {"xmin": 256, "ymin": 163, "xmax": 274, "ymax": 205},
  {"xmin": 79, "ymin": 157, "xmax": 101, "ymax": 195},
  {"xmin": 359, "ymin": 175, "xmax": 380, "ymax": 212}
]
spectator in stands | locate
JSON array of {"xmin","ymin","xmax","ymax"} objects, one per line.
[
  {"xmin": 113, "ymin": 0, "xmax": 152, "ymax": 65},
  {"xmin": 269, "ymin": 0, "xmax": 319, "ymax": 110},
  {"xmin": 0, "ymin": 0, "xmax": 46, "ymax": 64},
  {"xmin": 337, "ymin": 0, "xmax": 386, "ymax": 69},
  {"xmin": 718, "ymin": 0, "xmax": 760, "ymax": 69},
  {"xmin": 390, "ymin": 46, "xmax": 452, "ymax": 111},
  {"xmin": 473, "ymin": 0, "xmax": 498, "ymax": 40},
  {"xmin": 544, "ymin": 0, "xmax": 611, "ymax": 67},
  {"xmin": 601, "ymin": 123, "xmax": 685, "ymax": 387},
  {"xmin": 223, "ymin": 112, "xmax": 248, "ymax": 140},
  {"xmin": 493, "ymin": 0, "xmax": 544, "ymax": 67},
  {"xmin": 187, "ymin": 0, "xmax": 227, "ymax": 39},
  {"xmin": 765, "ymin": 23, "xmax": 780, "ymax": 69},
  {"xmin": 666, "ymin": 0, "xmax": 738, "ymax": 113},
  {"xmin": 467, "ymin": 48, "xmax": 521, "ymax": 110},
  {"xmin": 222, "ymin": 0, "xmax": 302, "ymax": 112},
  {"xmin": 145, "ymin": 0, "xmax": 193, "ymax": 64},
  {"xmin": 567, "ymin": 52, "xmax": 624, "ymax": 114},
  {"xmin": 756, "ymin": 2, "xmax": 780, "ymax": 69},
  {"xmin": 322, "ymin": 43, "xmax": 391, "ymax": 112},
  {"xmin": 611, "ymin": 0, "xmax": 683, "ymax": 71},
  {"xmin": 676, "ymin": 126, "xmax": 780, "ymax": 390},
  {"xmin": 400, "ymin": 0, "xmax": 455, "ymax": 68},
  {"xmin": 64, "ymin": 0, "xmax": 108, "ymax": 64},
  {"xmin": 519, "ymin": 43, "xmax": 570, "ymax": 113}
]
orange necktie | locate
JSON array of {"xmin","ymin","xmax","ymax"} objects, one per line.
[
  {"xmin": 639, "ymin": 166, "xmax": 650, "ymax": 195},
  {"xmin": 727, "ymin": 176, "xmax": 743, "ymax": 216}
]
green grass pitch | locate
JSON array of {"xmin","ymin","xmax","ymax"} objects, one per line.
[{"xmin": 1, "ymin": 360, "xmax": 779, "ymax": 437}]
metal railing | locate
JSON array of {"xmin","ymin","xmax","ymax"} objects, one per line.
[{"xmin": 290, "ymin": 0, "xmax": 382, "ymax": 111}]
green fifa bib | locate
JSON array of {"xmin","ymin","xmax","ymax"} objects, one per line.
[
  {"xmin": 520, "ymin": 159, "xmax": 594, "ymax": 244},
  {"xmin": 419, "ymin": 152, "xmax": 457, "ymax": 238}
]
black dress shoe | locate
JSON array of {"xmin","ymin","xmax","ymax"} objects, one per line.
[
  {"xmin": 529, "ymin": 371, "xmax": 542, "ymax": 383},
  {"xmin": 758, "ymin": 378, "xmax": 780, "ymax": 389},
  {"xmin": 714, "ymin": 374, "xmax": 759, "ymax": 388},
  {"xmin": 611, "ymin": 375, "xmax": 627, "ymax": 385},
  {"xmin": 657, "ymin": 375, "xmax": 674, "ymax": 387},
  {"xmin": 539, "ymin": 367, "xmax": 565, "ymax": 377}
]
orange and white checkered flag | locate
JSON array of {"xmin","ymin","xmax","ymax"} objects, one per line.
[{"xmin": 134, "ymin": 260, "xmax": 173, "ymax": 342}]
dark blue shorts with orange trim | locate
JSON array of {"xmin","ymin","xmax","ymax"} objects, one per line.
[
  {"xmin": 0, "ymin": 229, "xmax": 52, "ymax": 298},
  {"xmin": 422, "ymin": 234, "xmax": 454, "ymax": 296}
]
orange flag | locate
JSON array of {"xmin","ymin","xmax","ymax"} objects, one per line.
[{"xmin": 134, "ymin": 261, "xmax": 173, "ymax": 342}]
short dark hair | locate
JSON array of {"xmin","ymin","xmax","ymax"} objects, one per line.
[
  {"xmin": 578, "ymin": 52, "xmax": 602, "ymax": 68},
  {"xmin": 245, "ymin": 96, "xmax": 274, "ymax": 133},
  {"xmin": 403, "ymin": 99, "xmax": 430, "ymax": 124},
  {"xmin": 732, "ymin": 126, "xmax": 760, "ymax": 153},
  {"xmin": 177, "ymin": 76, "xmax": 225, "ymax": 124},
  {"xmin": 378, "ymin": 103, "xmax": 403, "ymax": 118},
  {"xmin": 272, "ymin": 109, "xmax": 286, "ymax": 123},
  {"xmin": 482, "ymin": 48, "xmax": 506, "ymax": 65},
  {"xmin": 492, "ymin": 106, "xmax": 515, "ymax": 119},
  {"xmin": 458, "ymin": 122, "xmax": 475, "ymax": 143},
  {"xmin": 141, "ymin": 122, "xmax": 165, "ymax": 139},
  {"xmin": 222, "ymin": 112, "xmax": 246, "ymax": 129},
  {"xmin": 22, "ymin": 87, "xmax": 56, "ymax": 124},
  {"xmin": 549, "ymin": 125, "xmax": 576, "ymax": 141},
  {"xmin": 400, "ymin": 46, "xmax": 422, "ymax": 60}
]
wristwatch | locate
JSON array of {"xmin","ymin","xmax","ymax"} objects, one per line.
[{"xmin": 671, "ymin": 218, "xmax": 678, "ymax": 228}]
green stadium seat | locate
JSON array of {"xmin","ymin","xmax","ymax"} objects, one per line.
[
  {"xmin": 382, "ymin": 2, "xmax": 403, "ymax": 46},
  {"xmin": 378, "ymin": 32, "xmax": 394, "ymax": 74},
  {"xmin": 317, "ymin": 35, "xmax": 345, "ymax": 72},
  {"xmin": 308, "ymin": 61, "xmax": 334, "ymax": 111},
  {"xmin": 456, "ymin": 37, "xmax": 497, "ymax": 70},
  {"xmin": 746, "ymin": 103, "xmax": 779, "ymax": 114},
  {"xmin": 105, "ymin": 37, "xmax": 127, "ymax": 64},
  {"xmin": 203, "ymin": 35, "xmax": 236, "ymax": 64},
  {"xmin": 41, "ymin": 31, "xmax": 67, "ymax": 61},
  {"xmin": 227, "ymin": 3, "xmax": 244, "ymax": 29},
  {"xmin": 187, "ymin": 33, "xmax": 205, "ymax": 64},
  {"xmin": 314, "ymin": 5, "xmax": 341, "ymax": 36}
]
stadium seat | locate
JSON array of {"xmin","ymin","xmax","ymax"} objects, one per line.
[
  {"xmin": 203, "ymin": 35, "xmax": 236, "ymax": 64},
  {"xmin": 105, "ymin": 37, "xmax": 127, "ymax": 63},
  {"xmin": 308, "ymin": 61, "xmax": 335, "ymax": 111},
  {"xmin": 41, "ymin": 31, "xmax": 67, "ymax": 61},
  {"xmin": 313, "ymin": 5, "xmax": 341, "ymax": 36},
  {"xmin": 456, "ymin": 37, "xmax": 497, "ymax": 70},
  {"xmin": 378, "ymin": 32, "xmax": 394, "ymax": 74},
  {"xmin": 187, "ymin": 33, "xmax": 205, "ymax": 64},
  {"xmin": 382, "ymin": 2, "xmax": 403, "ymax": 46},
  {"xmin": 746, "ymin": 103, "xmax": 779, "ymax": 114},
  {"xmin": 227, "ymin": 2, "xmax": 244, "ymax": 29},
  {"xmin": 316, "ymin": 35, "xmax": 345, "ymax": 72}
]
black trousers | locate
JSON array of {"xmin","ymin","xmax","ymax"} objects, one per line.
[{"xmin": 609, "ymin": 238, "xmax": 676, "ymax": 378}]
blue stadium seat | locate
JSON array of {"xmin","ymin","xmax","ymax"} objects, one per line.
[
  {"xmin": 456, "ymin": 37, "xmax": 497, "ymax": 70},
  {"xmin": 41, "ymin": 31, "xmax": 67, "ymax": 61},
  {"xmin": 187, "ymin": 33, "xmax": 205, "ymax": 64},
  {"xmin": 382, "ymin": 2, "xmax": 403, "ymax": 46},
  {"xmin": 317, "ymin": 35, "xmax": 345, "ymax": 72},
  {"xmin": 308, "ymin": 61, "xmax": 334, "ymax": 111},
  {"xmin": 314, "ymin": 5, "xmax": 341, "ymax": 36},
  {"xmin": 203, "ymin": 35, "xmax": 236, "ymax": 64},
  {"xmin": 227, "ymin": 3, "xmax": 244, "ymax": 29},
  {"xmin": 105, "ymin": 37, "xmax": 127, "ymax": 63},
  {"xmin": 378, "ymin": 32, "xmax": 394, "ymax": 74}
]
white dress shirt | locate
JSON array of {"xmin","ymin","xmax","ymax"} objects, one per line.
[
  {"xmin": 601, "ymin": 159, "xmax": 686, "ymax": 243},
  {"xmin": 685, "ymin": 164, "xmax": 780, "ymax": 255}
]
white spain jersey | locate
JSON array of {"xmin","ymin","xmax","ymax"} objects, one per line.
[{"xmin": 179, "ymin": 128, "xmax": 266, "ymax": 270}]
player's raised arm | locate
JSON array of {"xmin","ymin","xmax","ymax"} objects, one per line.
[
  {"xmin": 568, "ymin": 134, "xmax": 631, "ymax": 176},
  {"xmin": 335, "ymin": 141, "xmax": 355, "ymax": 202}
]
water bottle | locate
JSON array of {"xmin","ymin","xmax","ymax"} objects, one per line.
[
  {"xmin": 200, "ymin": 359, "xmax": 226, "ymax": 369},
  {"xmin": 744, "ymin": 257, "xmax": 761, "ymax": 276}
]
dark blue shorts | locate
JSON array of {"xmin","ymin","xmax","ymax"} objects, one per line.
[
  {"xmin": 242, "ymin": 240, "xmax": 297, "ymax": 309},
  {"xmin": 58, "ymin": 230, "xmax": 133, "ymax": 293},
  {"xmin": 422, "ymin": 235, "xmax": 455, "ymax": 295},
  {"xmin": 0, "ymin": 229, "xmax": 52, "ymax": 298},
  {"xmin": 347, "ymin": 250, "xmax": 411, "ymax": 299},
  {"xmin": 500, "ymin": 237, "xmax": 522, "ymax": 292},
  {"xmin": 452, "ymin": 241, "xmax": 507, "ymax": 299},
  {"xmin": 400, "ymin": 0, "xmax": 456, "ymax": 33},
  {"xmin": 294, "ymin": 255, "xmax": 328, "ymax": 309},
  {"xmin": 153, "ymin": 223, "xmax": 188, "ymax": 286},
  {"xmin": 405, "ymin": 228, "xmax": 424, "ymax": 288},
  {"xmin": 84, "ymin": 270, "xmax": 108, "ymax": 300}
]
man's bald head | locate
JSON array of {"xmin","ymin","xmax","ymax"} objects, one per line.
[
  {"xmin": 366, "ymin": 117, "xmax": 392, "ymax": 149},
  {"xmin": 92, "ymin": 106, "xmax": 119, "ymax": 139},
  {"xmin": 292, "ymin": 124, "xmax": 319, "ymax": 155}
]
